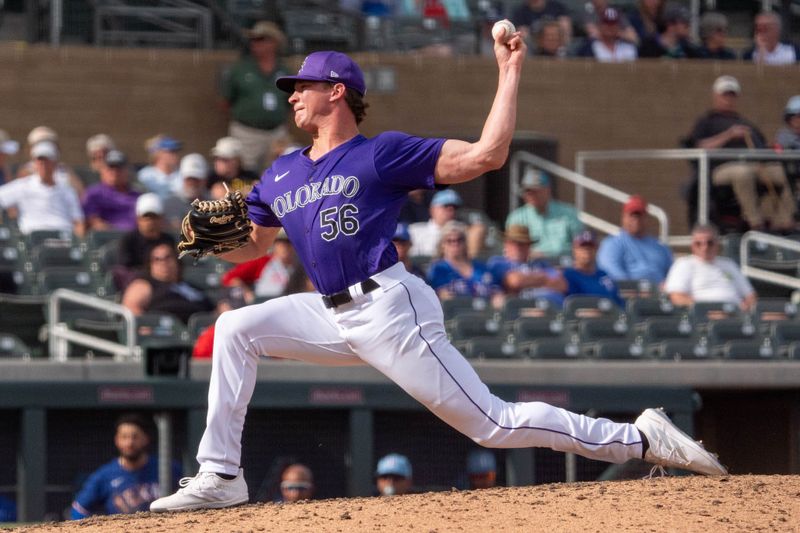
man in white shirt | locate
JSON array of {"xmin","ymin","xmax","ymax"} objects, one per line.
[
  {"xmin": 0, "ymin": 141, "xmax": 85, "ymax": 237},
  {"xmin": 743, "ymin": 12, "xmax": 799, "ymax": 65},
  {"xmin": 664, "ymin": 224, "xmax": 756, "ymax": 310},
  {"xmin": 408, "ymin": 189, "xmax": 486, "ymax": 258}
]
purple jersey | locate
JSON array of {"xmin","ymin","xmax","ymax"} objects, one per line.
[{"xmin": 246, "ymin": 131, "xmax": 445, "ymax": 295}]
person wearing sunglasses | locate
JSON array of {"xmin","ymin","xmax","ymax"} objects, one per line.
[
  {"xmin": 664, "ymin": 224, "xmax": 756, "ymax": 311},
  {"xmin": 278, "ymin": 463, "xmax": 314, "ymax": 503}
]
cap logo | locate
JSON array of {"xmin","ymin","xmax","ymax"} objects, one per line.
[
  {"xmin": 298, "ymin": 56, "xmax": 309, "ymax": 74},
  {"xmin": 329, "ymin": 70, "xmax": 339, "ymax": 78}
]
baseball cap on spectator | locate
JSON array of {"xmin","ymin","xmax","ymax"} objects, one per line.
[
  {"xmin": 600, "ymin": 7, "xmax": 621, "ymax": 24},
  {"xmin": 573, "ymin": 230, "xmax": 598, "ymax": 246},
  {"xmin": 276, "ymin": 51, "xmax": 367, "ymax": 96},
  {"xmin": 466, "ymin": 450, "xmax": 497, "ymax": 475},
  {"xmin": 180, "ymin": 153, "xmax": 209, "ymax": 179},
  {"xmin": 136, "ymin": 193, "xmax": 164, "ymax": 217},
  {"xmin": 105, "ymin": 149, "xmax": 128, "ymax": 167},
  {"xmin": 623, "ymin": 195, "xmax": 647, "ymax": 215},
  {"xmin": 0, "ymin": 130, "xmax": 19, "ymax": 155},
  {"xmin": 520, "ymin": 169, "xmax": 550, "ymax": 190},
  {"xmin": 375, "ymin": 454, "xmax": 412, "ymax": 478},
  {"xmin": 211, "ymin": 136, "xmax": 243, "ymax": 159},
  {"xmin": 148, "ymin": 136, "xmax": 183, "ymax": 153},
  {"xmin": 504, "ymin": 224, "xmax": 536, "ymax": 244},
  {"xmin": 245, "ymin": 21, "xmax": 287, "ymax": 48},
  {"xmin": 430, "ymin": 189, "xmax": 463, "ymax": 207},
  {"xmin": 784, "ymin": 95, "xmax": 800, "ymax": 120},
  {"xmin": 31, "ymin": 141, "xmax": 58, "ymax": 161},
  {"xmin": 712, "ymin": 75, "xmax": 740, "ymax": 95},
  {"xmin": 664, "ymin": 3, "xmax": 690, "ymax": 24},
  {"xmin": 27, "ymin": 126, "xmax": 58, "ymax": 147},
  {"xmin": 86, "ymin": 134, "xmax": 116, "ymax": 157},
  {"xmin": 393, "ymin": 223, "xmax": 411, "ymax": 242}
]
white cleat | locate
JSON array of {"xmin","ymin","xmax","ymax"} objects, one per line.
[
  {"xmin": 150, "ymin": 469, "xmax": 249, "ymax": 512},
  {"xmin": 635, "ymin": 408, "xmax": 728, "ymax": 476}
]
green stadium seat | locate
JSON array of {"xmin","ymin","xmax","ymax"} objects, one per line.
[
  {"xmin": 187, "ymin": 311, "xmax": 218, "ymax": 340},
  {"xmin": 84, "ymin": 229, "xmax": 125, "ymax": 250},
  {"xmin": 0, "ymin": 332, "xmax": 33, "ymax": 358},
  {"xmin": 460, "ymin": 337, "xmax": 518, "ymax": 359},
  {"xmin": 36, "ymin": 267, "xmax": 103, "ymax": 296},
  {"xmin": 639, "ymin": 316, "xmax": 695, "ymax": 344},
  {"xmin": 446, "ymin": 311, "xmax": 500, "ymax": 341},
  {"xmin": 583, "ymin": 339, "xmax": 646, "ymax": 360},
  {"xmin": 626, "ymin": 297, "xmax": 678, "ymax": 323},
  {"xmin": 510, "ymin": 315, "xmax": 566, "ymax": 342},
  {"xmin": 564, "ymin": 295, "xmax": 622, "ymax": 322},
  {"xmin": 25, "ymin": 229, "xmax": 73, "ymax": 249},
  {"xmin": 651, "ymin": 338, "xmax": 712, "ymax": 361},
  {"xmin": 706, "ymin": 318, "xmax": 758, "ymax": 354},
  {"xmin": 690, "ymin": 301, "xmax": 741, "ymax": 324},
  {"xmin": 720, "ymin": 338, "xmax": 777, "ymax": 360},
  {"xmin": 577, "ymin": 317, "xmax": 630, "ymax": 342},
  {"xmin": 500, "ymin": 296, "xmax": 558, "ymax": 322},
  {"xmin": 523, "ymin": 338, "xmax": 582, "ymax": 360},
  {"xmin": 0, "ymin": 293, "xmax": 47, "ymax": 357},
  {"xmin": 31, "ymin": 243, "xmax": 88, "ymax": 268},
  {"xmin": 441, "ymin": 296, "xmax": 490, "ymax": 320}
]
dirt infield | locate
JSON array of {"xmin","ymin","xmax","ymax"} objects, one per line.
[{"xmin": 10, "ymin": 475, "xmax": 799, "ymax": 533}]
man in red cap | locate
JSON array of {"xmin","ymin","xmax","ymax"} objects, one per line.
[{"xmin": 597, "ymin": 195, "xmax": 673, "ymax": 284}]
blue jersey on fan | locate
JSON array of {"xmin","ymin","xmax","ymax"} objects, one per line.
[
  {"xmin": 246, "ymin": 131, "xmax": 445, "ymax": 295},
  {"xmin": 70, "ymin": 456, "xmax": 181, "ymax": 519}
]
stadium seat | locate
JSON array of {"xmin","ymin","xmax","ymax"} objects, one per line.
[
  {"xmin": 524, "ymin": 338, "xmax": 582, "ymax": 360},
  {"xmin": 441, "ymin": 296, "xmax": 490, "ymax": 320},
  {"xmin": 651, "ymin": 338, "xmax": 712, "ymax": 361},
  {"xmin": 133, "ymin": 312, "xmax": 191, "ymax": 344},
  {"xmin": 626, "ymin": 297, "xmax": 677, "ymax": 323},
  {"xmin": 752, "ymin": 298, "xmax": 797, "ymax": 323},
  {"xmin": 706, "ymin": 318, "xmax": 759, "ymax": 352},
  {"xmin": 720, "ymin": 338, "xmax": 777, "ymax": 360},
  {"xmin": 510, "ymin": 315, "xmax": 566, "ymax": 342},
  {"xmin": 0, "ymin": 293, "xmax": 48, "ymax": 357},
  {"xmin": 0, "ymin": 332, "xmax": 32, "ymax": 358},
  {"xmin": 583, "ymin": 339, "xmax": 646, "ymax": 360},
  {"xmin": 639, "ymin": 316, "xmax": 695, "ymax": 344},
  {"xmin": 616, "ymin": 279, "xmax": 656, "ymax": 299},
  {"xmin": 31, "ymin": 243, "xmax": 87, "ymax": 268},
  {"xmin": 501, "ymin": 296, "xmax": 558, "ymax": 322},
  {"xmin": 25, "ymin": 229, "xmax": 73, "ymax": 249},
  {"xmin": 0, "ymin": 226, "xmax": 18, "ymax": 248},
  {"xmin": 182, "ymin": 264, "xmax": 223, "ymax": 291},
  {"xmin": 564, "ymin": 295, "xmax": 622, "ymax": 321},
  {"xmin": 0, "ymin": 245, "xmax": 22, "ymax": 269},
  {"xmin": 460, "ymin": 337, "xmax": 518, "ymax": 359},
  {"xmin": 447, "ymin": 311, "xmax": 500, "ymax": 341},
  {"xmin": 84, "ymin": 229, "xmax": 125, "ymax": 250},
  {"xmin": 770, "ymin": 321, "xmax": 800, "ymax": 356},
  {"xmin": 187, "ymin": 311, "xmax": 218, "ymax": 340},
  {"xmin": 577, "ymin": 317, "xmax": 630, "ymax": 342},
  {"xmin": 690, "ymin": 301, "xmax": 740, "ymax": 323},
  {"xmin": 36, "ymin": 267, "xmax": 103, "ymax": 296},
  {"xmin": 65, "ymin": 317, "xmax": 126, "ymax": 358},
  {"xmin": 785, "ymin": 341, "xmax": 800, "ymax": 359}
]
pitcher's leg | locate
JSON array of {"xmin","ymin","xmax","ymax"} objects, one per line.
[
  {"xmin": 342, "ymin": 277, "xmax": 642, "ymax": 465},
  {"xmin": 197, "ymin": 293, "xmax": 360, "ymax": 474}
]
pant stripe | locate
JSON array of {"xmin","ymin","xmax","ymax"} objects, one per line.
[{"xmin": 399, "ymin": 281, "xmax": 642, "ymax": 449}]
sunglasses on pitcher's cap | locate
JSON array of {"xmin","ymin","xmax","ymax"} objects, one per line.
[{"xmin": 276, "ymin": 51, "xmax": 366, "ymax": 96}]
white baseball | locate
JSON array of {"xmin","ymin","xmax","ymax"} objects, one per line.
[{"xmin": 491, "ymin": 19, "xmax": 516, "ymax": 43}]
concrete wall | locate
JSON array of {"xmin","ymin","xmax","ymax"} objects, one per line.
[{"xmin": 2, "ymin": 44, "xmax": 799, "ymax": 233}]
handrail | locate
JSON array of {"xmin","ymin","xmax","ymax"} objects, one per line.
[
  {"xmin": 48, "ymin": 289, "xmax": 139, "ymax": 362},
  {"xmin": 739, "ymin": 231, "xmax": 800, "ymax": 291},
  {"xmin": 509, "ymin": 151, "xmax": 670, "ymax": 242},
  {"xmin": 575, "ymin": 148, "xmax": 800, "ymax": 232}
]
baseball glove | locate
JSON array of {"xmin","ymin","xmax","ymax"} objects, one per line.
[{"xmin": 177, "ymin": 190, "xmax": 252, "ymax": 259}]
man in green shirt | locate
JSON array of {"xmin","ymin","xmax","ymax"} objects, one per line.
[
  {"xmin": 505, "ymin": 168, "xmax": 583, "ymax": 259},
  {"xmin": 222, "ymin": 21, "xmax": 291, "ymax": 173}
]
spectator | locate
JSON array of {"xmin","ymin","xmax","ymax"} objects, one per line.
[
  {"xmin": 532, "ymin": 20, "xmax": 567, "ymax": 58},
  {"xmin": 580, "ymin": 0, "xmax": 638, "ymax": 43},
  {"xmin": 0, "ymin": 141, "xmax": 85, "ymax": 237},
  {"xmin": 466, "ymin": 449, "xmax": 497, "ymax": 490},
  {"xmin": 278, "ymin": 464, "xmax": 315, "ymax": 503},
  {"xmin": 114, "ymin": 193, "xmax": 176, "ymax": 290},
  {"xmin": 664, "ymin": 224, "xmax": 756, "ymax": 311},
  {"xmin": 221, "ymin": 228, "xmax": 301, "ymax": 302},
  {"xmin": 596, "ymin": 195, "xmax": 672, "ymax": 283},
  {"xmin": 682, "ymin": 75, "xmax": 795, "ymax": 232},
  {"xmin": 563, "ymin": 230, "xmax": 625, "ymax": 307},
  {"xmin": 775, "ymin": 95, "xmax": 800, "ymax": 150},
  {"xmin": 575, "ymin": 7, "xmax": 638, "ymax": 62},
  {"xmin": 638, "ymin": 3, "xmax": 703, "ymax": 59},
  {"xmin": 743, "ymin": 11, "xmax": 799, "ymax": 65},
  {"xmin": 409, "ymin": 189, "xmax": 486, "ymax": 258},
  {"xmin": 85, "ymin": 134, "xmax": 117, "ymax": 176},
  {"xmin": 82, "ymin": 150, "xmax": 140, "ymax": 232},
  {"xmin": 487, "ymin": 224, "xmax": 566, "ymax": 307},
  {"xmin": 505, "ymin": 168, "xmax": 582, "ymax": 259},
  {"xmin": 222, "ymin": 21, "xmax": 291, "ymax": 173},
  {"xmin": 17, "ymin": 126, "xmax": 85, "ymax": 197},
  {"xmin": 0, "ymin": 129, "xmax": 19, "ymax": 185},
  {"xmin": 398, "ymin": 189, "xmax": 434, "ymax": 225},
  {"xmin": 121, "ymin": 242, "xmax": 215, "ymax": 324},
  {"xmin": 627, "ymin": 0, "xmax": 664, "ymax": 44},
  {"xmin": 207, "ymin": 136, "xmax": 260, "ymax": 199},
  {"xmin": 698, "ymin": 12, "xmax": 737, "ymax": 60},
  {"xmin": 163, "ymin": 154, "xmax": 210, "ymax": 232},
  {"xmin": 375, "ymin": 454, "xmax": 413, "ymax": 496},
  {"xmin": 511, "ymin": 0, "xmax": 572, "ymax": 46},
  {"xmin": 392, "ymin": 223, "xmax": 425, "ymax": 278},
  {"xmin": 428, "ymin": 221, "xmax": 502, "ymax": 304},
  {"xmin": 137, "ymin": 135, "xmax": 183, "ymax": 200},
  {"xmin": 70, "ymin": 414, "xmax": 180, "ymax": 519}
]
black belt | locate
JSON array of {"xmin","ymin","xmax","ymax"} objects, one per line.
[{"xmin": 322, "ymin": 278, "xmax": 380, "ymax": 309}]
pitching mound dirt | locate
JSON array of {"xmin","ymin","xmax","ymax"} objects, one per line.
[{"xmin": 10, "ymin": 474, "xmax": 799, "ymax": 533}]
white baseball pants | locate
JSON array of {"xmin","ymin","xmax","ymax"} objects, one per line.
[{"xmin": 197, "ymin": 262, "xmax": 643, "ymax": 475}]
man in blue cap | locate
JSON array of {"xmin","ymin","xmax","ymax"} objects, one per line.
[
  {"xmin": 375, "ymin": 453, "xmax": 413, "ymax": 496},
  {"xmin": 466, "ymin": 449, "xmax": 497, "ymax": 490},
  {"xmin": 152, "ymin": 27, "xmax": 726, "ymax": 514},
  {"xmin": 409, "ymin": 188, "xmax": 486, "ymax": 258}
]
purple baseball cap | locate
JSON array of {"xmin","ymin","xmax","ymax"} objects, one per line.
[{"xmin": 276, "ymin": 51, "xmax": 366, "ymax": 96}]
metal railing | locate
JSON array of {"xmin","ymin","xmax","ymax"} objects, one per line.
[
  {"xmin": 510, "ymin": 151, "xmax": 671, "ymax": 243},
  {"xmin": 740, "ymin": 231, "xmax": 800, "ymax": 291},
  {"xmin": 48, "ymin": 289, "xmax": 139, "ymax": 362},
  {"xmin": 94, "ymin": 3, "xmax": 213, "ymax": 48},
  {"xmin": 575, "ymin": 148, "xmax": 800, "ymax": 245}
]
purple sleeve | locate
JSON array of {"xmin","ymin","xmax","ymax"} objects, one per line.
[
  {"xmin": 373, "ymin": 131, "xmax": 445, "ymax": 191},
  {"xmin": 245, "ymin": 180, "xmax": 281, "ymax": 228}
]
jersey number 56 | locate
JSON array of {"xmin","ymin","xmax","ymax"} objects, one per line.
[{"xmin": 320, "ymin": 204, "xmax": 360, "ymax": 241}]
